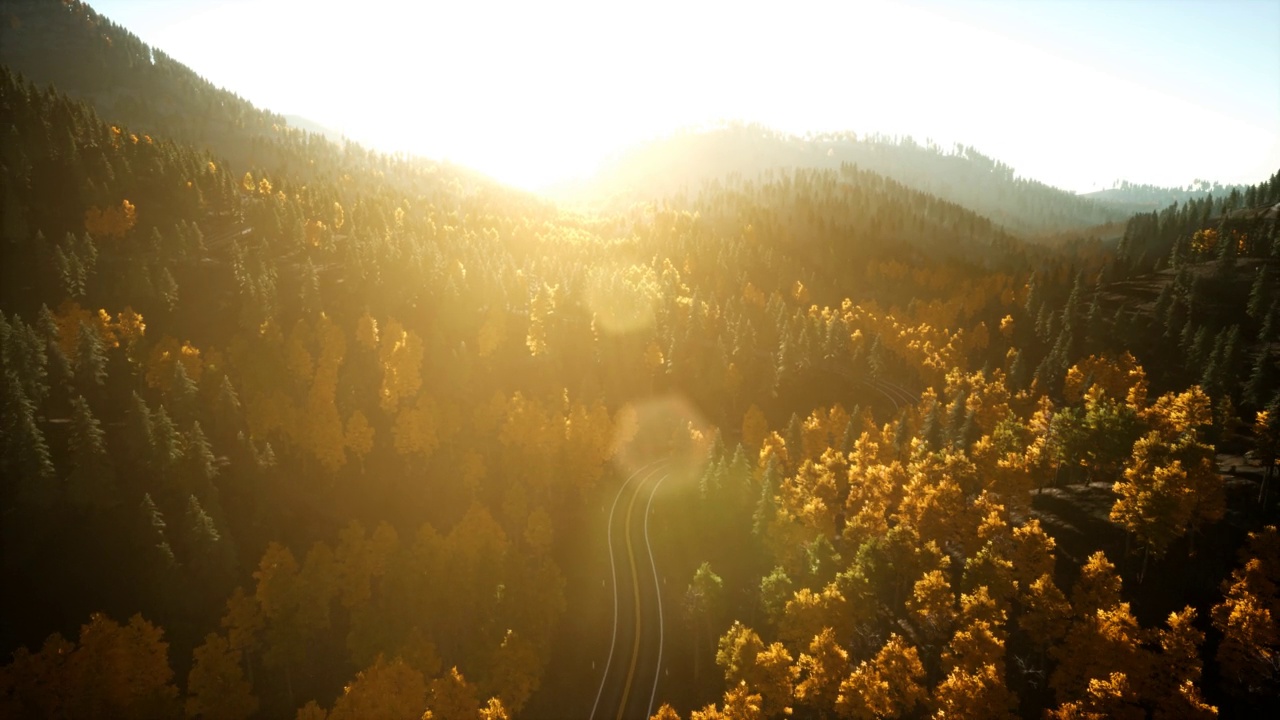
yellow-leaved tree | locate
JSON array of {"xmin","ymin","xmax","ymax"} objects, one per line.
[
  {"xmin": 1211, "ymin": 525, "xmax": 1279, "ymax": 699},
  {"xmin": 325, "ymin": 655, "xmax": 426, "ymax": 720},
  {"xmin": 1112, "ymin": 387, "xmax": 1223, "ymax": 569},
  {"xmin": 835, "ymin": 633, "xmax": 927, "ymax": 719},
  {"xmin": 186, "ymin": 632, "xmax": 258, "ymax": 720},
  {"xmin": 0, "ymin": 613, "xmax": 180, "ymax": 719}
]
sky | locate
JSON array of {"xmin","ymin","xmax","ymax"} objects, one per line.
[{"xmin": 93, "ymin": 0, "xmax": 1280, "ymax": 194}]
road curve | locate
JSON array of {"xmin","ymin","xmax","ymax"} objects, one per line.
[
  {"xmin": 591, "ymin": 463, "xmax": 669, "ymax": 720},
  {"xmin": 642, "ymin": 472, "xmax": 669, "ymax": 715}
]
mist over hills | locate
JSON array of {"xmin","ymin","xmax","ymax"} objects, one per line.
[
  {"xmin": 2, "ymin": 1, "xmax": 1279, "ymax": 719},
  {"xmin": 550, "ymin": 123, "xmax": 1142, "ymax": 237},
  {"xmin": 281, "ymin": 115, "xmax": 347, "ymax": 145},
  {"xmin": 1081, "ymin": 178, "xmax": 1252, "ymax": 213},
  {"xmin": 1, "ymin": 0, "xmax": 1247, "ymax": 244}
]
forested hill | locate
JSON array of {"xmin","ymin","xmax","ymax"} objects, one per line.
[
  {"xmin": 3, "ymin": 2, "xmax": 1280, "ymax": 720},
  {"xmin": 551, "ymin": 124, "xmax": 1131, "ymax": 236},
  {"xmin": 1082, "ymin": 179, "xmax": 1253, "ymax": 214},
  {"xmin": 0, "ymin": 0, "xmax": 283, "ymax": 169},
  {"xmin": 0, "ymin": 0, "xmax": 508, "ymax": 200}
]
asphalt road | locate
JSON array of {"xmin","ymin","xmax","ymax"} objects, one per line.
[{"xmin": 590, "ymin": 461, "xmax": 670, "ymax": 720}]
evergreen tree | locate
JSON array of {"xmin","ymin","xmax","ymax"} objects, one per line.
[
  {"xmin": 155, "ymin": 266, "xmax": 179, "ymax": 312},
  {"xmin": 74, "ymin": 320, "xmax": 107, "ymax": 387},
  {"xmin": 182, "ymin": 494, "xmax": 223, "ymax": 575},
  {"xmin": 1261, "ymin": 298, "xmax": 1280, "ymax": 343},
  {"xmin": 136, "ymin": 492, "xmax": 177, "ymax": 572},
  {"xmin": 1200, "ymin": 333, "xmax": 1226, "ymax": 399},
  {"xmin": 1008, "ymin": 349, "xmax": 1027, "ymax": 391},
  {"xmin": 65, "ymin": 394, "xmax": 117, "ymax": 508},
  {"xmin": 785, "ymin": 412, "xmax": 803, "ymax": 463},
  {"xmin": 213, "ymin": 374, "xmax": 242, "ymax": 440},
  {"xmin": 125, "ymin": 390, "xmax": 154, "ymax": 461},
  {"xmin": 1247, "ymin": 264, "xmax": 1274, "ymax": 319},
  {"xmin": 168, "ymin": 359, "xmax": 198, "ymax": 422},
  {"xmin": 753, "ymin": 456, "xmax": 781, "ymax": 538},
  {"xmin": 837, "ymin": 416, "xmax": 857, "ymax": 453},
  {"xmin": 183, "ymin": 421, "xmax": 219, "ymax": 499},
  {"xmin": 920, "ymin": 398, "xmax": 943, "ymax": 451},
  {"xmin": 54, "ymin": 235, "xmax": 85, "ymax": 297},
  {"xmin": 1215, "ymin": 225, "xmax": 1238, "ymax": 280},
  {"xmin": 150, "ymin": 405, "xmax": 183, "ymax": 476},
  {"xmin": 1024, "ymin": 271, "xmax": 1042, "ymax": 316},
  {"xmin": 1244, "ymin": 345, "xmax": 1276, "ymax": 409},
  {"xmin": 0, "ymin": 369, "xmax": 56, "ymax": 506},
  {"xmin": 946, "ymin": 390, "xmax": 969, "ymax": 449},
  {"xmin": 2, "ymin": 312, "xmax": 49, "ymax": 405}
]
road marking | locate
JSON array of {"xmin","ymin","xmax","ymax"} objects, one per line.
[
  {"xmin": 589, "ymin": 460, "xmax": 663, "ymax": 720},
  {"xmin": 616, "ymin": 473, "xmax": 649, "ymax": 720},
  {"xmin": 643, "ymin": 473, "xmax": 669, "ymax": 718}
]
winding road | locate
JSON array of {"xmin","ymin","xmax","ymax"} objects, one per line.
[{"xmin": 591, "ymin": 462, "xmax": 670, "ymax": 720}]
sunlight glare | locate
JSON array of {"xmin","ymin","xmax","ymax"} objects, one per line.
[{"xmin": 107, "ymin": 0, "xmax": 1279, "ymax": 192}]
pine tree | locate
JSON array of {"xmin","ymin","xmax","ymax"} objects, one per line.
[
  {"xmin": 785, "ymin": 413, "xmax": 803, "ymax": 466},
  {"xmin": 183, "ymin": 494, "xmax": 224, "ymax": 577},
  {"xmin": 1, "ymin": 316, "xmax": 32, "ymax": 400},
  {"xmin": 183, "ymin": 421, "xmax": 219, "ymax": 498},
  {"xmin": 150, "ymin": 405, "xmax": 183, "ymax": 476},
  {"xmin": 920, "ymin": 397, "xmax": 943, "ymax": 451},
  {"xmin": 168, "ymin": 359, "xmax": 199, "ymax": 422},
  {"xmin": 65, "ymin": 395, "xmax": 116, "ymax": 508},
  {"xmin": 55, "ymin": 233, "xmax": 86, "ymax": 297},
  {"xmin": 136, "ymin": 493, "xmax": 177, "ymax": 572},
  {"xmin": 156, "ymin": 266, "xmax": 179, "ymax": 311},
  {"xmin": 1244, "ymin": 346, "xmax": 1275, "ymax": 409},
  {"xmin": 1, "ymin": 369, "xmax": 56, "ymax": 506},
  {"xmin": 73, "ymin": 320, "xmax": 107, "ymax": 388},
  {"xmin": 125, "ymin": 390, "xmax": 154, "ymax": 461},
  {"xmin": 1261, "ymin": 298, "xmax": 1280, "ymax": 343},
  {"xmin": 1216, "ymin": 223, "xmax": 1239, "ymax": 280},
  {"xmin": 1248, "ymin": 264, "xmax": 1275, "ymax": 319},
  {"xmin": 213, "ymin": 374, "xmax": 241, "ymax": 440}
]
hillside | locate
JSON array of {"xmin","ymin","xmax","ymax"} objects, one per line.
[
  {"xmin": 551, "ymin": 124, "xmax": 1132, "ymax": 237},
  {"xmin": 0, "ymin": 0, "xmax": 281, "ymax": 168},
  {"xmin": 1081, "ymin": 179, "xmax": 1251, "ymax": 214},
  {"xmin": 1, "ymin": 2, "xmax": 1279, "ymax": 719}
]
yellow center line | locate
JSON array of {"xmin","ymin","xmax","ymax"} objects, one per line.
[{"xmin": 616, "ymin": 475, "xmax": 645, "ymax": 720}]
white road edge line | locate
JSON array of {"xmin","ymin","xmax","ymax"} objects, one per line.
[
  {"xmin": 589, "ymin": 460, "xmax": 664, "ymax": 720},
  {"xmin": 644, "ymin": 472, "xmax": 669, "ymax": 719}
]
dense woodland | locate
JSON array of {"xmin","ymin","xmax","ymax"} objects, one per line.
[{"xmin": 2, "ymin": 1, "xmax": 1279, "ymax": 719}]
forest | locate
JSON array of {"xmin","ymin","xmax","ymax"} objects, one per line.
[{"xmin": 1, "ymin": 1, "xmax": 1278, "ymax": 719}]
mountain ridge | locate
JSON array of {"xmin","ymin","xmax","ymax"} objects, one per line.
[{"xmin": 546, "ymin": 123, "xmax": 1137, "ymax": 237}]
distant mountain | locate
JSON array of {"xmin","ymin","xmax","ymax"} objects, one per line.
[
  {"xmin": 1081, "ymin": 179, "xmax": 1249, "ymax": 213},
  {"xmin": 283, "ymin": 114, "xmax": 347, "ymax": 144},
  {"xmin": 551, "ymin": 124, "xmax": 1132, "ymax": 237}
]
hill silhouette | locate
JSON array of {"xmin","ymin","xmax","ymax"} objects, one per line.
[{"xmin": 551, "ymin": 123, "xmax": 1132, "ymax": 236}]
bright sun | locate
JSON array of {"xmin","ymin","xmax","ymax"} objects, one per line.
[{"xmin": 97, "ymin": 0, "xmax": 1279, "ymax": 192}]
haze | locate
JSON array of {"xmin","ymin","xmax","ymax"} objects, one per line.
[{"xmin": 86, "ymin": 0, "xmax": 1280, "ymax": 193}]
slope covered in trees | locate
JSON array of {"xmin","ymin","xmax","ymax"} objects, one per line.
[
  {"xmin": 1081, "ymin": 178, "xmax": 1253, "ymax": 214},
  {"xmin": 552, "ymin": 124, "xmax": 1132, "ymax": 237},
  {"xmin": 1, "ymin": 1, "xmax": 1279, "ymax": 719}
]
